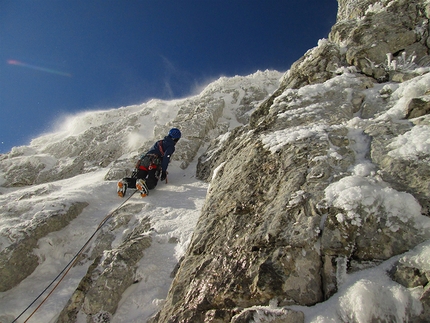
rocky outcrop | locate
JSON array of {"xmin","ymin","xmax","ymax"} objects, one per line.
[
  {"xmin": 160, "ymin": 71, "xmax": 430, "ymax": 322},
  {"xmin": 366, "ymin": 119, "xmax": 430, "ymax": 216},
  {"xmin": 152, "ymin": 1, "xmax": 430, "ymax": 322},
  {"xmin": 389, "ymin": 242, "xmax": 430, "ymax": 322},
  {"xmin": 331, "ymin": 0, "xmax": 430, "ymax": 81},
  {"xmin": 406, "ymin": 95, "xmax": 430, "ymax": 119},
  {"xmin": 280, "ymin": 39, "xmax": 343, "ymax": 90}
]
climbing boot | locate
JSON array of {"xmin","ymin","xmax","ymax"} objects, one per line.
[
  {"xmin": 136, "ymin": 179, "xmax": 149, "ymax": 197},
  {"xmin": 117, "ymin": 180, "xmax": 127, "ymax": 198}
]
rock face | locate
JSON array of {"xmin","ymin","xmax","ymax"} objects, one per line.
[{"xmin": 152, "ymin": 1, "xmax": 430, "ymax": 322}]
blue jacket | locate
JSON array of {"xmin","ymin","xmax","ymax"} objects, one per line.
[{"xmin": 143, "ymin": 136, "xmax": 176, "ymax": 173}]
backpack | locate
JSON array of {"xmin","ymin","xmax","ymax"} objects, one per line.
[{"xmin": 137, "ymin": 140, "xmax": 164, "ymax": 171}]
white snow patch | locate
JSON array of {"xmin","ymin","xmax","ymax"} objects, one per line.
[
  {"xmin": 388, "ymin": 125, "xmax": 430, "ymax": 160},
  {"xmin": 261, "ymin": 124, "xmax": 329, "ymax": 153}
]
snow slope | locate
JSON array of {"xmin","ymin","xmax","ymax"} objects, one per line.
[{"xmin": 0, "ymin": 161, "xmax": 207, "ymax": 323}]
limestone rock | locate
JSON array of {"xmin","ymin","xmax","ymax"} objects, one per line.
[
  {"xmin": 366, "ymin": 120, "xmax": 430, "ymax": 216},
  {"xmin": 280, "ymin": 39, "xmax": 342, "ymax": 90},
  {"xmin": 417, "ymin": 284, "xmax": 430, "ymax": 323},
  {"xmin": 406, "ymin": 95, "xmax": 430, "ymax": 119},
  {"xmin": 388, "ymin": 243, "xmax": 430, "ymax": 323},
  {"xmin": 330, "ymin": 0, "xmax": 430, "ymax": 80},
  {"xmin": 156, "ymin": 128, "xmax": 330, "ymax": 321},
  {"xmin": 389, "ymin": 262, "xmax": 429, "ymax": 288},
  {"xmin": 321, "ymin": 197, "xmax": 428, "ymax": 259},
  {"xmin": 336, "ymin": 0, "xmax": 380, "ymax": 21},
  {"xmin": 157, "ymin": 72, "xmax": 377, "ymax": 320}
]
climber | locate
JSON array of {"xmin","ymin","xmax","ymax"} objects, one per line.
[{"xmin": 117, "ymin": 128, "xmax": 181, "ymax": 197}]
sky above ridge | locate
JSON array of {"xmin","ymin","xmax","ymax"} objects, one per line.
[{"xmin": 0, "ymin": 0, "xmax": 338, "ymax": 153}]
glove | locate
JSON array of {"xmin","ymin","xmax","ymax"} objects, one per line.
[{"xmin": 160, "ymin": 171, "xmax": 167, "ymax": 181}]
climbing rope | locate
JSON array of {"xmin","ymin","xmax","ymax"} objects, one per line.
[{"xmin": 12, "ymin": 190, "xmax": 138, "ymax": 323}]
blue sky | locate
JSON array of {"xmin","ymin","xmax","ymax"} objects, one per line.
[{"xmin": 0, "ymin": 0, "xmax": 338, "ymax": 153}]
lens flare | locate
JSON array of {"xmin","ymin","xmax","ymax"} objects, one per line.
[{"xmin": 7, "ymin": 59, "xmax": 72, "ymax": 77}]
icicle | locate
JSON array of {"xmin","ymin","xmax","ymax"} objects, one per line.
[
  {"xmin": 401, "ymin": 51, "xmax": 406, "ymax": 64},
  {"xmin": 336, "ymin": 256, "xmax": 348, "ymax": 288},
  {"xmin": 386, "ymin": 53, "xmax": 393, "ymax": 69}
]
